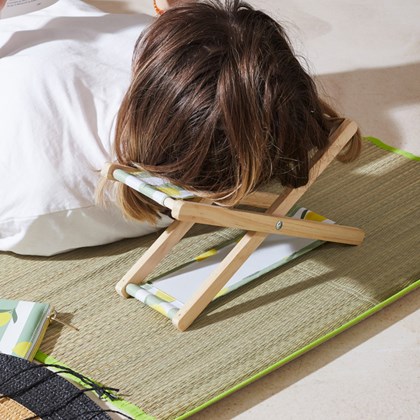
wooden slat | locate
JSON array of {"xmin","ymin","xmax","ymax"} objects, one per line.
[
  {"xmin": 115, "ymin": 198, "xmax": 211, "ymax": 297},
  {"xmin": 239, "ymin": 191, "xmax": 279, "ymax": 208},
  {"xmin": 172, "ymin": 119, "xmax": 360, "ymax": 330},
  {"xmin": 115, "ymin": 219, "xmax": 195, "ymax": 297},
  {"xmin": 172, "ymin": 200, "xmax": 365, "ymax": 245}
]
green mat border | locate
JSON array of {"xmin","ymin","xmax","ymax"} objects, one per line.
[
  {"xmin": 177, "ymin": 138, "xmax": 419, "ymax": 419},
  {"xmin": 363, "ymin": 136, "xmax": 420, "ymax": 161},
  {"xmin": 178, "ymin": 279, "xmax": 420, "ymax": 419},
  {"xmin": 34, "ymin": 279, "xmax": 420, "ymax": 420},
  {"xmin": 34, "ymin": 138, "xmax": 419, "ymax": 420}
]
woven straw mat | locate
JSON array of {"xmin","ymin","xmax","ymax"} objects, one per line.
[{"xmin": 0, "ymin": 141, "xmax": 419, "ymax": 419}]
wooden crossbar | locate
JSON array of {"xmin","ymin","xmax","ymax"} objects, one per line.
[
  {"xmin": 171, "ymin": 119, "xmax": 360, "ymax": 330},
  {"xmin": 171, "ymin": 200, "xmax": 365, "ymax": 245},
  {"xmin": 112, "ymin": 119, "xmax": 364, "ymax": 330}
]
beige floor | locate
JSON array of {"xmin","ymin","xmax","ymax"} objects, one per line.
[{"xmin": 84, "ymin": 1, "xmax": 419, "ymax": 419}]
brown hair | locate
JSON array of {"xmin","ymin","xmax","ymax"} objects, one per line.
[{"xmin": 104, "ymin": 0, "xmax": 361, "ymax": 223}]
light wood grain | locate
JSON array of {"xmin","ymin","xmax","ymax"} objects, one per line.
[
  {"xmin": 171, "ymin": 200, "xmax": 365, "ymax": 245},
  {"xmin": 115, "ymin": 219, "xmax": 195, "ymax": 297},
  {"xmin": 239, "ymin": 191, "xmax": 279, "ymax": 208},
  {"xmin": 113, "ymin": 119, "xmax": 363, "ymax": 329},
  {"xmin": 172, "ymin": 119, "xmax": 360, "ymax": 330}
]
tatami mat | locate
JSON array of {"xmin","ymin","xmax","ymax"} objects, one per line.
[{"xmin": 1, "ymin": 141, "xmax": 418, "ymax": 419}]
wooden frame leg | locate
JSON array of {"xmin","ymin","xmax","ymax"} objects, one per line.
[
  {"xmin": 116, "ymin": 220, "xmax": 195, "ymax": 297},
  {"xmin": 116, "ymin": 119, "xmax": 359, "ymax": 330},
  {"xmin": 116, "ymin": 197, "xmax": 212, "ymax": 297},
  {"xmin": 171, "ymin": 230, "xmax": 268, "ymax": 331},
  {"xmin": 171, "ymin": 188, "xmax": 302, "ymax": 331},
  {"xmin": 172, "ymin": 119, "xmax": 359, "ymax": 330}
]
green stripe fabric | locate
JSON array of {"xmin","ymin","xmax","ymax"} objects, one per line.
[
  {"xmin": 364, "ymin": 136, "xmax": 420, "ymax": 161},
  {"xmin": 112, "ymin": 167, "xmax": 196, "ymax": 208},
  {"xmin": 16, "ymin": 302, "xmax": 50, "ymax": 358},
  {"xmin": 0, "ymin": 300, "xmax": 51, "ymax": 359},
  {"xmin": 113, "ymin": 169, "xmax": 170, "ymax": 207}
]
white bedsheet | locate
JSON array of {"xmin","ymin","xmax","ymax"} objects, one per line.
[{"xmin": 0, "ymin": 0, "xmax": 171, "ymax": 255}]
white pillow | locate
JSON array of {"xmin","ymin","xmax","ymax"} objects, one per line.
[{"xmin": 0, "ymin": 0, "xmax": 171, "ymax": 256}]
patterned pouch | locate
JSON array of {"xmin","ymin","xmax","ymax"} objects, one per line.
[{"xmin": 0, "ymin": 299, "xmax": 54, "ymax": 360}]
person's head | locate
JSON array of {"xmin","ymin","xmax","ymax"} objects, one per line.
[{"xmin": 109, "ymin": 0, "xmax": 360, "ymax": 223}]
